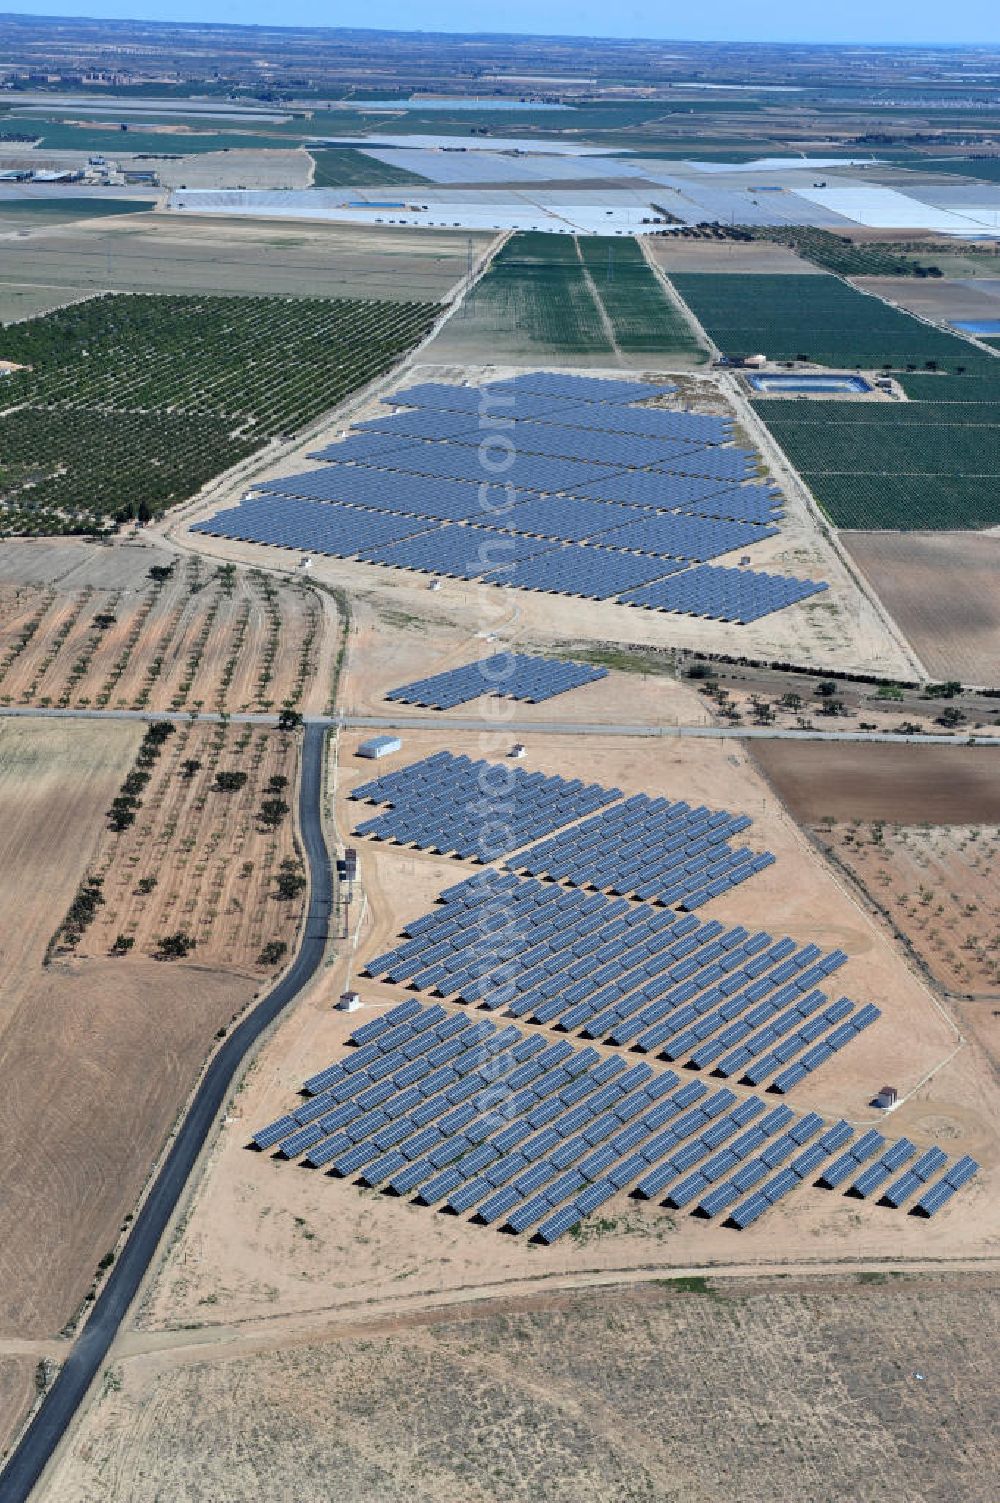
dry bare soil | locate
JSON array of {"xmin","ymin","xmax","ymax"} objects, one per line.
[
  {"xmin": 0, "ymin": 215, "xmax": 487, "ymax": 305},
  {"xmin": 43, "ymin": 1276, "xmax": 1000, "ymax": 1503},
  {"xmin": 841, "ymin": 531, "xmax": 1000, "ymax": 687},
  {"xmin": 751, "ymin": 741, "xmax": 1000, "ymax": 825}
]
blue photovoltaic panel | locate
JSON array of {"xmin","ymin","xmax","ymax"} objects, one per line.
[
  {"xmin": 189, "ymin": 368, "xmax": 826, "ymax": 628},
  {"xmin": 193, "ymin": 494, "xmax": 435, "ymax": 558},
  {"xmin": 491, "ymin": 372, "xmax": 677, "ymax": 405},
  {"xmin": 484, "ymin": 494, "xmax": 639, "ymax": 543},
  {"xmin": 567, "ymin": 470, "xmax": 734, "ymax": 511},
  {"xmin": 256, "ymin": 465, "xmax": 524, "ymax": 522},
  {"xmin": 532, "ymin": 402, "xmax": 730, "ymax": 446},
  {"xmin": 321, "ymin": 446, "xmax": 621, "ymax": 497},
  {"xmin": 386, "ymin": 652, "xmax": 607, "ymax": 710},
  {"xmin": 351, "ymin": 751, "xmax": 620, "ymax": 861},
  {"xmin": 598, "ymin": 512, "xmax": 779, "ymax": 562},
  {"xmin": 360, "ymin": 524, "xmax": 555, "ymax": 581},
  {"xmin": 620, "ymin": 563, "xmax": 828, "ymax": 624},
  {"xmin": 485, "ymin": 542, "xmax": 679, "ymax": 601}
]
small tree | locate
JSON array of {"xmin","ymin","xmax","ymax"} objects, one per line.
[
  {"xmin": 259, "ymin": 798, "xmax": 290, "ymax": 828},
  {"xmin": 258, "ymin": 939, "xmax": 289, "ymax": 967},
  {"xmin": 214, "ymin": 770, "xmax": 248, "ymax": 793},
  {"xmin": 277, "ymin": 707, "xmax": 303, "ymax": 732},
  {"xmin": 815, "ymin": 680, "xmax": 838, "ymax": 698},
  {"xmin": 156, "ymin": 931, "xmax": 196, "ymax": 960},
  {"xmin": 110, "ymin": 934, "xmax": 135, "ymax": 956},
  {"xmin": 274, "ymin": 864, "xmax": 306, "ymax": 901},
  {"xmin": 181, "ymin": 758, "xmax": 203, "ymax": 779}
]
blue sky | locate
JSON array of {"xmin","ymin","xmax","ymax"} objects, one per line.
[{"xmin": 6, "ymin": 1, "xmax": 999, "ymax": 47}]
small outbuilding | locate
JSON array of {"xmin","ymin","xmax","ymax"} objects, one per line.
[
  {"xmin": 357, "ymin": 734, "xmax": 401, "ymax": 760},
  {"xmin": 337, "ymin": 990, "xmax": 362, "ymax": 1012},
  {"xmin": 873, "ymin": 1084, "xmax": 899, "ymax": 1110}
]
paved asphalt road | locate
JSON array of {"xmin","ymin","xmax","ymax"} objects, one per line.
[
  {"xmin": 0, "ymin": 703, "xmax": 995, "ymax": 746},
  {"xmin": 0, "ymin": 723, "xmax": 332, "ymax": 1503}
]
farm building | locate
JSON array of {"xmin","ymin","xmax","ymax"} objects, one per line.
[{"xmin": 357, "ymin": 734, "xmax": 402, "ymax": 760}]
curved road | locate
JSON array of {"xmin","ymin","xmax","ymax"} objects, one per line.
[{"xmin": 0, "ymin": 723, "xmax": 332, "ymax": 1503}]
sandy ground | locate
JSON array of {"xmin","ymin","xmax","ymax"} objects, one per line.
[
  {"xmin": 0, "ymin": 215, "xmax": 489, "ymax": 304},
  {"xmin": 0, "ymin": 1356, "xmax": 36, "ymax": 1457},
  {"xmin": 156, "ymin": 149, "xmax": 314, "ymax": 191},
  {"xmin": 0, "ymin": 541, "xmax": 332, "ymax": 716},
  {"xmin": 39, "ymin": 1277, "xmax": 1000, "ymax": 1503},
  {"xmin": 172, "ymin": 361, "xmax": 920, "ymax": 683},
  {"xmin": 815, "ymin": 822, "xmax": 1000, "ymax": 995},
  {"xmin": 0, "ymin": 719, "xmax": 263, "ymax": 1448},
  {"xmin": 842, "ymin": 531, "xmax": 1000, "ymax": 688},
  {"xmin": 751, "ymin": 740, "xmax": 1000, "ymax": 824},
  {"xmin": 646, "ymin": 237, "xmax": 823, "ymax": 275},
  {"xmin": 132, "ymin": 725, "xmax": 997, "ymax": 1350}
]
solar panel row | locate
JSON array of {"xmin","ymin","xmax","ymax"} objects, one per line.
[
  {"xmin": 385, "ymin": 651, "xmax": 607, "ymax": 711},
  {"xmin": 350, "ymin": 749, "xmax": 620, "ymax": 861}
]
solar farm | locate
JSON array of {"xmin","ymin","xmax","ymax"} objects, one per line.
[
  {"xmin": 250, "ymin": 741, "xmax": 978, "ymax": 1246},
  {"xmin": 193, "ymin": 371, "xmax": 828, "ymax": 624}
]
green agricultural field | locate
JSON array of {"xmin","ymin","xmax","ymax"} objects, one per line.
[
  {"xmin": 441, "ymin": 231, "xmax": 705, "ymax": 363},
  {"xmin": 754, "ymin": 389, "xmax": 1000, "ymax": 528},
  {"xmin": 0, "ymin": 291, "xmax": 436, "ymax": 534},
  {"xmin": 577, "ymin": 236, "xmax": 705, "ymax": 358},
  {"xmin": 450, "ymin": 232, "xmax": 609, "ymax": 356},
  {"xmin": 901, "ymin": 156, "xmax": 1000, "ymax": 183},
  {"xmin": 0, "ymin": 199, "xmax": 155, "ymax": 231},
  {"xmin": 14, "ymin": 117, "xmax": 296, "ymax": 154},
  {"xmin": 308, "ymin": 147, "xmax": 430, "ymax": 188},
  {"xmin": 671, "ymin": 272, "xmax": 996, "ymax": 373},
  {"xmin": 899, "ymin": 371, "xmax": 1000, "ymax": 401}
]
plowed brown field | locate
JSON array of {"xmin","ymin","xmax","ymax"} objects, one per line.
[
  {"xmin": 843, "ymin": 531, "xmax": 1000, "ymax": 687},
  {"xmin": 751, "ymin": 741, "xmax": 1000, "ymax": 824}
]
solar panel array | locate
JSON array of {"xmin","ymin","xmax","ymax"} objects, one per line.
[
  {"xmin": 506, "ymin": 791, "xmax": 774, "ymax": 910},
  {"xmin": 360, "ymin": 874, "xmax": 887, "ymax": 1093},
  {"xmin": 350, "ymin": 750, "xmax": 620, "ymax": 860},
  {"xmin": 385, "ymin": 652, "xmax": 607, "ymax": 711},
  {"xmin": 192, "ymin": 373, "xmax": 826, "ymax": 622},
  {"xmin": 251, "ymin": 999, "xmax": 967, "ymax": 1243},
  {"xmin": 621, "ymin": 564, "xmax": 829, "ymax": 623}
]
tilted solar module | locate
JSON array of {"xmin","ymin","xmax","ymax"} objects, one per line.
[
  {"xmin": 192, "ymin": 494, "xmax": 436, "ymax": 558},
  {"xmin": 489, "ymin": 372, "xmax": 677, "ymax": 405},
  {"xmin": 619, "ymin": 563, "xmax": 828, "ymax": 623},
  {"xmin": 597, "ymin": 511, "xmax": 779, "ymax": 562},
  {"xmin": 484, "ymin": 542, "xmax": 682, "ymax": 601},
  {"xmin": 386, "ymin": 651, "xmax": 607, "ymax": 710}
]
